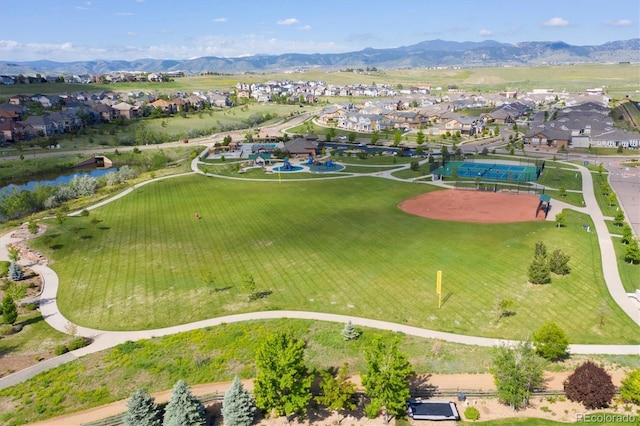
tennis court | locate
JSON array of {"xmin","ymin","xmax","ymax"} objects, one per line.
[{"xmin": 434, "ymin": 161, "xmax": 540, "ymax": 182}]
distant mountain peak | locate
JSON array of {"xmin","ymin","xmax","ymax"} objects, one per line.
[{"xmin": 0, "ymin": 38, "xmax": 637, "ymax": 76}]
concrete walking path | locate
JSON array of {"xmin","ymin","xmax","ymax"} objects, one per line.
[{"xmin": 0, "ymin": 156, "xmax": 638, "ymax": 393}]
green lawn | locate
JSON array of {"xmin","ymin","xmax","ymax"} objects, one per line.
[
  {"xmin": 612, "ymin": 237, "xmax": 640, "ymax": 292},
  {"xmin": 28, "ymin": 175, "xmax": 639, "ymax": 343},
  {"xmin": 536, "ymin": 166, "xmax": 582, "ymax": 191},
  {"xmin": 0, "ymin": 312, "xmax": 69, "ymax": 358},
  {"xmin": 1, "ymin": 318, "xmax": 638, "ymax": 426}
]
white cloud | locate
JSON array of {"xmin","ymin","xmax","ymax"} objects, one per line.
[
  {"xmin": 298, "ymin": 25, "xmax": 312, "ymax": 31},
  {"xmin": 0, "ymin": 34, "xmax": 350, "ymax": 61},
  {"xmin": 213, "ymin": 17, "xmax": 227, "ymax": 23},
  {"xmin": 127, "ymin": 32, "xmax": 137, "ymax": 37},
  {"xmin": 479, "ymin": 29, "xmax": 492, "ymax": 37},
  {"xmin": 277, "ymin": 18, "xmax": 299, "ymax": 26},
  {"xmin": 542, "ymin": 17, "xmax": 569, "ymax": 27},
  {"xmin": 606, "ymin": 19, "xmax": 633, "ymax": 26}
]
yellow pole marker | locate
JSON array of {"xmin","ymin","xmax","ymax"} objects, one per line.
[{"xmin": 436, "ymin": 270, "xmax": 442, "ymax": 308}]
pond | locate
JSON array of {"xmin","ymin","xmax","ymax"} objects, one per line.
[{"xmin": 0, "ymin": 167, "xmax": 115, "ymax": 194}]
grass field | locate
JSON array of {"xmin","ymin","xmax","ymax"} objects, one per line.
[
  {"xmin": 0, "ymin": 318, "xmax": 637, "ymax": 426},
  {"xmin": 2, "ymin": 64, "xmax": 635, "ymax": 99},
  {"xmin": 28, "ymin": 174, "xmax": 639, "ymax": 343}
]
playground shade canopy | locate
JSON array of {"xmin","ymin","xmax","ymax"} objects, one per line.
[{"xmin": 406, "ymin": 400, "xmax": 461, "ymax": 421}]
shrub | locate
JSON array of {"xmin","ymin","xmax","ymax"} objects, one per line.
[
  {"xmin": 532, "ymin": 321, "xmax": 569, "ymax": 361},
  {"xmin": 564, "ymin": 361, "xmax": 615, "ymax": 409},
  {"xmin": 68, "ymin": 337, "xmax": 88, "ymax": 351},
  {"xmin": 464, "ymin": 406, "xmax": 480, "ymax": 421},
  {"xmin": 0, "ymin": 324, "xmax": 13, "ymax": 336},
  {"xmin": 53, "ymin": 345, "xmax": 69, "ymax": 356},
  {"xmin": 0, "ymin": 261, "xmax": 10, "ymax": 277},
  {"xmin": 80, "ymin": 209, "xmax": 90, "ymax": 217},
  {"xmin": 620, "ymin": 368, "xmax": 640, "ymax": 404}
]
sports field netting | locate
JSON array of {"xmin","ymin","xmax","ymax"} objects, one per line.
[{"xmin": 433, "ymin": 161, "xmax": 540, "ymax": 182}]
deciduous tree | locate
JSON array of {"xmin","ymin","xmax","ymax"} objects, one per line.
[
  {"xmin": 253, "ymin": 332, "xmax": 312, "ymax": 422},
  {"xmin": 620, "ymin": 368, "xmax": 640, "ymax": 404},
  {"xmin": 532, "ymin": 322, "xmax": 569, "ymax": 361},
  {"xmin": 1, "ymin": 295, "xmax": 18, "ymax": 325},
  {"xmin": 362, "ymin": 338, "xmax": 413, "ymax": 424},
  {"xmin": 490, "ymin": 341, "xmax": 545, "ymax": 410},
  {"xmin": 316, "ymin": 363, "xmax": 358, "ymax": 424},
  {"xmin": 564, "ymin": 362, "xmax": 615, "ymax": 409}
]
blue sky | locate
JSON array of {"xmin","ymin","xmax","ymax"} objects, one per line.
[{"xmin": 0, "ymin": 0, "xmax": 638, "ymax": 62}]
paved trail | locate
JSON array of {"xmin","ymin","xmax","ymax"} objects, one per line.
[{"xmin": 0, "ymin": 156, "xmax": 638, "ymax": 395}]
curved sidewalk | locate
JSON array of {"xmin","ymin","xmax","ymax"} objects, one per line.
[{"xmin": 1, "ymin": 159, "xmax": 639, "ymax": 392}]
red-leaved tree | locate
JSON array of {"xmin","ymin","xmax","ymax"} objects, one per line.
[{"xmin": 564, "ymin": 361, "xmax": 616, "ymax": 409}]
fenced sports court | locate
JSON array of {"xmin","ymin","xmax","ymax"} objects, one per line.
[{"xmin": 433, "ymin": 159, "xmax": 543, "ymax": 183}]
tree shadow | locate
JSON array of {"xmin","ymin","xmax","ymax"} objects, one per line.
[
  {"xmin": 18, "ymin": 314, "xmax": 44, "ymax": 327},
  {"xmin": 209, "ymin": 286, "xmax": 233, "ymax": 294},
  {"xmin": 250, "ymin": 290, "xmax": 273, "ymax": 300},
  {"xmin": 80, "ymin": 235, "xmax": 93, "ymax": 240},
  {"xmin": 98, "ymin": 226, "xmax": 110, "ymax": 230},
  {"xmin": 409, "ymin": 373, "xmax": 437, "ymax": 399},
  {"xmin": 49, "ymin": 244, "xmax": 63, "ymax": 250}
]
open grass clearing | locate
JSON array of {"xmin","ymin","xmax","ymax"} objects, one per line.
[
  {"xmin": 28, "ymin": 175, "xmax": 639, "ymax": 343},
  {"xmin": 536, "ymin": 166, "xmax": 583, "ymax": 191},
  {"xmin": 0, "ymin": 318, "xmax": 638, "ymax": 426}
]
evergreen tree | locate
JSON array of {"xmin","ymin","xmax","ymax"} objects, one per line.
[
  {"xmin": 162, "ymin": 380, "xmax": 206, "ymax": 426},
  {"xmin": 528, "ymin": 255, "xmax": 551, "ymax": 284},
  {"xmin": 253, "ymin": 331, "xmax": 312, "ymax": 421},
  {"xmin": 316, "ymin": 363, "xmax": 357, "ymax": 424},
  {"xmin": 532, "ymin": 321, "xmax": 569, "ymax": 361},
  {"xmin": 534, "ymin": 241, "xmax": 547, "ymax": 258},
  {"xmin": 362, "ymin": 338, "xmax": 413, "ymax": 424},
  {"xmin": 341, "ymin": 321, "xmax": 360, "ymax": 341},
  {"xmin": 222, "ymin": 376, "xmax": 256, "ymax": 426},
  {"xmin": 8, "ymin": 261, "xmax": 23, "ymax": 281},
  {"xmin": 549, "ymin": 249, "xmax": 571, "ymax": 275},
  {"xmin": 123, "ymin": 389, "xmax": 161, "ymax": 426},
  {"xmin": 490, "ymin": 341, "xmax": 545, "ymax": 410},
  {"xmin": 2, "ymin": 295, "xmax": 18, "ymax": 325}
]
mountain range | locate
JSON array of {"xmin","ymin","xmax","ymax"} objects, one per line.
[{"xmin": 1, "ymin": 39, "xmax": 638, "ymax": 76}]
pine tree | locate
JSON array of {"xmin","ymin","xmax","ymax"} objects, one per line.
[
  {"xmin": 341, "ymin": 321, "xmax": 360, "ymax": 341},
  {"xmin": 534, "ymin": 241, "xmax": 547, "ymax": 258},
  {"xmin": 8, "ymin": 261, "xmax": 23, "ymax": 281},
  {"xmin": 162, "ymin": 380, "xmax": 206, "ymax": 426},
  {"xmin": 528, "ymin": 255, "xmax": 551, "ymax": 284},
  {"xmin": 2, "ymin": 295, "xmax": 18, "ymax": 325},
  {"xmin": 549, "ymin": 249, "xmax": 571, "ymax": 275},
  {"xmin": 222, "ymin": 376, "xmax": 256, "ymax": 426},
  {"xmin": 123, "ymin": 389, "xmax": 161, "ymax": 426}
]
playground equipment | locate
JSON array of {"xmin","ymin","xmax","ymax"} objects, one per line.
[
  {"xmin": 282, "ymin": 157, "xmax": 293, "ymax": 170},
  {"xmin": 536, "ymin": 194, "xmax": 551, "ymax": 218}
]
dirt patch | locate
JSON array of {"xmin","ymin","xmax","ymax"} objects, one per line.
[{"xmin": 399, "ymin": 189, "xmax": 547, "ymax": 223}]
